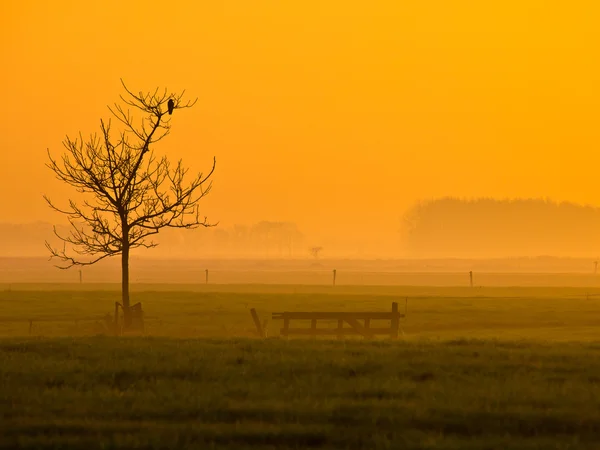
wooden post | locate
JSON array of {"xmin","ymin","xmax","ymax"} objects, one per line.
[
  {"xmin": 337, "ymin": 319, "xmax": 344, "ymax": 340},
  {"xmin": 390, "ymin": 302, "xmax": 399, "ymax": 339},
  {"xmin": 28, "ymin": 320, "xmax": 33, "ymax": 335},
  {"xmin": 114, "ymin": 302, "xmax": 120, "ymax": 335},
  {"xmin": 250, "ymin": 308, "xmax": 265, "ymax": 338},
  {"xmin": 79, "ymin": 270, "xmax": 82, "ymax": 284},
  {"xmin": 205, "ymin": 269, "xmax": 209, "ymax": 284},
  {"xmin": 282, "ymin": 317, "xmax": 290, "ymax": 338},
  {"xmin": 333, "ymin": 269, "xmax": 337, "ymax": 287},
  {"xmin": 469, "ymin": 271, "xmax": 473, "ymax": 287},
  {"xmin": 311, "ymin": 318, "xmax": 317, "ymax": 340}
]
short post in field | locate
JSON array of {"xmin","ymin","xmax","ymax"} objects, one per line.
[
  {"xmin": 469, "ymin": 271, "xmax": 473, "ymax": 287},
  {"xmin": 250, "ymin": 308, "xmax": 265, "ymax": 338},
  {"xmin": 205, "ymin": 269, "xmax": 208, "ymax": 284},
  {"xmin": 79, "ymin": 269, "xmax": 82, "ymax": 284},
  {"xmin": 28, "ymin": 320, "xmax": 33, "ymax": 335},
  {"xmin": 114, "ymin": 302, "xmax": 121, "ymax": 335},
  {"xmin": 390, "ymin": 302, "xmax": 400, "ymax": 339},
  {"xmin": 333, "ymin": 269, "xmax": 337, "ymax": 286},
  {"xmin": 282, "ymin": 317, "xmax": 290, "ymax": 338}
]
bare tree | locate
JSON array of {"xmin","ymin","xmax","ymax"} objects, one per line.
[
  {"xmin": 45, "ymin": 80, "xmax": 216, "ymax": 326},
  {"xmin": 309, "ymin": 246, "xmax": 323, "ymax": 259}
]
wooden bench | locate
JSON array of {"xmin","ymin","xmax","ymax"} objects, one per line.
[{"xmin": 271, "ymin": 302, "xmax": 403, "ymax": 339}]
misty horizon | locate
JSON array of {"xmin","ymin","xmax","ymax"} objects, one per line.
[{"xmin": 2, "ymin": 197, "xmax": 600, "ymax": 259}]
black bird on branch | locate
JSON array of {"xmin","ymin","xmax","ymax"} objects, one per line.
[{"xmin": 167, "ymin": 98, "xmax": 174, "ymax": 115}]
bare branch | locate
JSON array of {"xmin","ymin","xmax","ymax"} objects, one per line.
[{"xmin": 45, "ymin": 82, "xmax": 216, "ymax": 269}]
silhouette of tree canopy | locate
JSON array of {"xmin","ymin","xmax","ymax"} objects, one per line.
[
  {"xmin": 309, "ymin": 246, "xmax": 323, "ymax": 259},
  {"xmin": 402, "ymin": 197, "xmax": 600, "ymax": 257},
  {"xmin": 145, "ymin": 221, "xmax": 306, "ymax": 258},
  {"xmin": 45, "ymin": 80, "xmax": 216, "ymax": 325}
]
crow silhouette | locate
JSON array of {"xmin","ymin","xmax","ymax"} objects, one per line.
[{"xmin": 167, "ymin": 99, "xmax": 174, "ymax": 115}]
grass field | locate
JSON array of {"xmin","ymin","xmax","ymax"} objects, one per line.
[
  {"xmin": 2, "ymin": 284, "xmax": 600, "ymax": 448},
  {"xmin": 2, "ymin": 283, "xmax": 600, "ymax": 340},
  {"xmin": 3, "ymin": 338, "xmax": 600, "ymax": 449}
]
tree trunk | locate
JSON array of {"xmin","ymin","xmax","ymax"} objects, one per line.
[{"xmin": 121, "ymin": 235, "xmax": 131, "ymax": 329}]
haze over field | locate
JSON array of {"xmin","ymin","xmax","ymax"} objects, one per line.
[
  {"xmin": 5, "ymin": 196, "xmax": 600, "ymax": 259},
  {"xmin": 1, "ymin": 1, "xmax": 599, "ymax": 258}
]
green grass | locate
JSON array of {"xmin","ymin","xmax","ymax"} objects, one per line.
[
  {"xmin": 3, "ymin": 284, "xmax": 600, "ymax": 448},
  {"xmin": 2, "ymin": 284, "xmax": 600, "ymax": 340},
  {"xmin": 2, "ymin": 337, "xmax": 600, "ymax": 449}
]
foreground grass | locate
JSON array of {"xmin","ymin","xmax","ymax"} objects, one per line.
[{"xmin": 2, "ymin": 338, "xmax": 600, "ymax": 449}]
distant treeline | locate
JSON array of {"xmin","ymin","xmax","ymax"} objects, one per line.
[
  {"xmin": 401, "ymin": 198, "xmax": 600, "ymax": 258},
  {"xmin": 0, "ymin": 221, "xmax": 305, "ymax": 258},
  {"xmin": 156, "ymin": 221, "xmax": 306, "ymax": 258}
]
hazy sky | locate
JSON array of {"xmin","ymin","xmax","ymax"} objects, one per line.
[{"xmin": 1, "ymin": 1, "xmax": 599, "ymax": 254}]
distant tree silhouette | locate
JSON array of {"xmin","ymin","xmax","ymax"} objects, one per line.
[
  {"xmin": 309, "ymin": 246, "xmax": 323, "ymax": 259},
  {"xmin": 401, "ymin": 197, "xmax": 600, "ymax": 257},
  {"xmin": 251, "ymin": 221, "xmax": 303, "ymax": 257},
  {"xmin": 45, "ymin": 80, "xmax": 216, "ymax": 327}
]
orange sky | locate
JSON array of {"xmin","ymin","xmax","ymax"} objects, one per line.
[{"xmin": 1, "ymin": 1, "xmax": 599, "ymax": 256}]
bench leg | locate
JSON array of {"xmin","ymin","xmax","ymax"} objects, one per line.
[
  {"xmin": 337, "ymin": 319, "xmax": 344, "ymax": 340},
  {"xmin": 282, "ymin": 318, "xmax": 290, "ymax": 338},
  {"xmin": 390, "ymin": 302, "xmax": 399, "ymax": 339}
]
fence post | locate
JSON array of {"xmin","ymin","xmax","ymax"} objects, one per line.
[
  {"xmin": 205, "ymin": 269, "xmax": 209, "ymax": 285},
  {"xmin": 250, "ymin": 308, "xmax": 265, "ymax": 338},
  {"xmin": 333, "ymin": 269, "xmax": 337, "ymax": 287},
  {"xmin": 282, "ymin": 317, "xmax": 290, "ymax": 338},
  {"xmin": 469, "ymin": 271, "xmax": 473, "ymax": 287},
  {"xmin": 390, "ymin": 302, "xmax": 399, "ymax": 339},
  {"xmin": 114, "ymin": 302, "xmax": 121, "ymax": 335},
  {"xmin": 79, "ymin": 270, "xmax": 82, "ymax": 284},
  {"xmin": 28, "ymin": 320, "xmax": 33, "ymax": 335}
]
